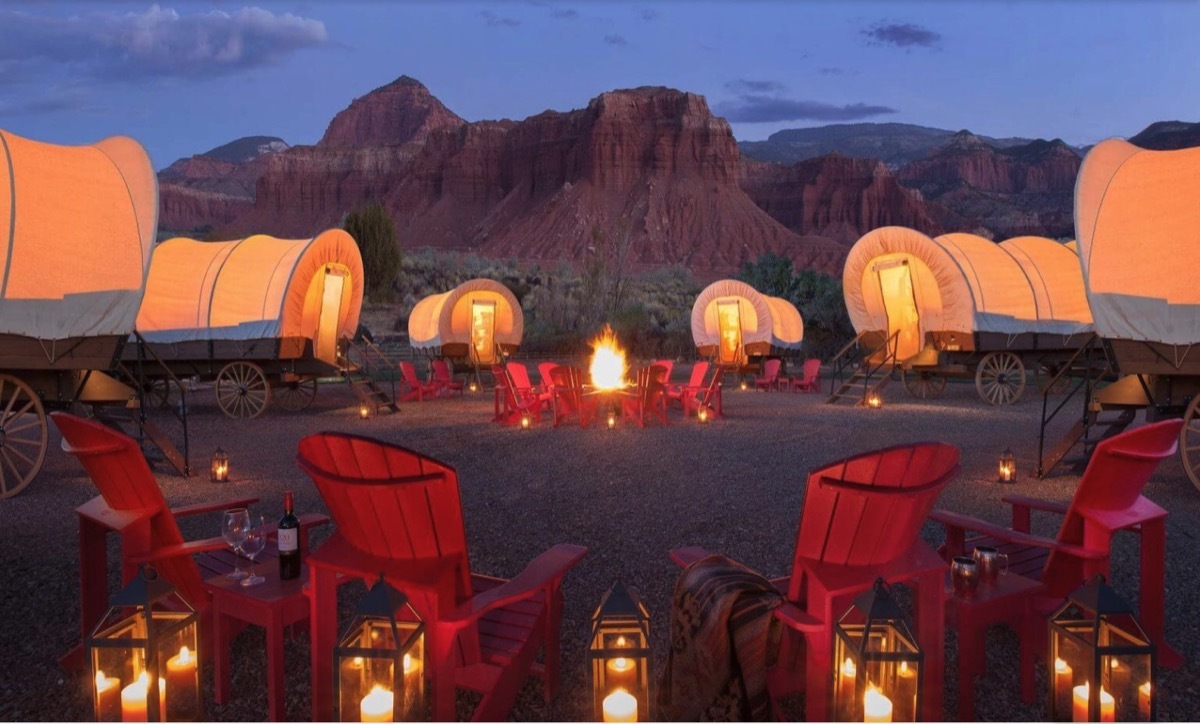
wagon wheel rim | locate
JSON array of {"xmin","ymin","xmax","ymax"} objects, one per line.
[
  {"xmin": 1182, "ymin": 395, "xmax": 1200, "ymax": 493},
  {"xmin": 0, "ymin": 374, "xmax": 48, "ymax": 500},
  {"xmin": 902, "ymin": 369, "xmax": 946, "ymax": 400},
  {"xmin": 975, "ymin": 352, "xmax": 1026, "ymax": 406},
  {"xmin": 143, "ymin": 379, "xmax": 171, "ymax": 408},
  {"xmin": 215, "ymin": 362, "xmax": 271, "ymax": 419},
  {"xmin": 273, "ymin": 379, "xmax": 318, "ymax": 412}
]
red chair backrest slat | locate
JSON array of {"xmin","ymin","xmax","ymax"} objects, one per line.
[
  {"xmin": 791, "ymin": 442, "xmax": 959, "ymax": 594},
  {"xmin": 400, "ymin": 361, "xmax": 424, "ymax": 386},
  {"xmin": 297, "ymin": 433, "xmax": 472, "ymax": 594},
  {"xmin": 802, "ymin": 358, "xmax": 821, "ymax": 382},
  {"xmin": 432, "ymin": 359, "xmax": 452, "ymax": 382},
  {"xmin": 506, "ymin": 362, "xmax": 534, "ymax": 391},
  {"xmin": 538, "ymin": 363, "xmax": 558, "ymax": 390},
  {"xmin": 687, "ymin": 362, "xmax": 709, "ymax": 388},
  {"xmin": 763, "ymin": 359, "xmax": 781, "ymax": 380}
]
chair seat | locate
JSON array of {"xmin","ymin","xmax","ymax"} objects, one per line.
[{"xmin": 470, "ymin": 575, "xmax": 547, "ymax": 665}]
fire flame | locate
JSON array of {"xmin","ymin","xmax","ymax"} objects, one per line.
[{"xmin": 589, "ymin": 324, "xmax": 628, "ymax": 390}]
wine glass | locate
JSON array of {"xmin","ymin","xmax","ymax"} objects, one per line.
[
  {"xmin": 240, "ymin": 513, "xmax": 267, "ymax": 587},
  {"xmin": 221, "ymin": 508, "xmax": 250, "ymax": 580}
]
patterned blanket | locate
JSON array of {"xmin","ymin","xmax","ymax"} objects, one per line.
[{"xmin": 657, "ymin": 554, "xmax": 784, "ymax": 721}]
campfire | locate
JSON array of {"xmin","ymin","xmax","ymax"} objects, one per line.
[{"xmin": 589, "ymin": 324, "xmax": 628, "ymax": 390}]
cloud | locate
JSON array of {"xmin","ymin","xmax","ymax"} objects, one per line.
[
  {"xmin": 0, "ymin": 86, "xmax": 107, "ymax": 116},
  {"xmin": 604, "ymin": 34, "xmax": 627, "ymax": 46},
  {"xmin": 716, "ymin": 94, "xmax": 897, "ymax": 123},
  {"xmin": 552, "ymin": 8, "xmax": 578, "ymax": 20},
  {"xmin": 481, "ymin": 10, "xmax": 520, "ymax": 27},
  {"xmin": 725, "ymin": 79, "xmax": 786, "ymax": 94},
  {"xmin": 638, "ymin": 8, "xmax": 658, "ymax": 21},
  {"xmin": 862, "ymin": 22, "xmax": 941, "ymax": 48},
  {"xmin": 0, "ymin": 4, "xmax": 328, "ymax": 82}
]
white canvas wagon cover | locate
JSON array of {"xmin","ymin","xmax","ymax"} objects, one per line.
[
  {"xmin": 691, "ymin": 279, "xmax": 804, "ymax": 351},
  {"xmin": 1075, "ymin": 139, "xmax": 1200, "ymax": 346},
  {"xmin": 0, "ymin": 129, "xmax": 156, "ymax": 340},
  {"xmin": 136, "ymin": 230, "xmax": 363, "ymax": 343},
  {"xmin": 408, "ymin": 278, "xmax": 524, "ymax": 351},
  {"xmin": 843, "ymin": 226, "xmax": 1093, "ymax": 338}
]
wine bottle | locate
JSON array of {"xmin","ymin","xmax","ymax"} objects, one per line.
[{"xmin": 278, "ymin": 490, "xmax": 301, "ymax": 580}]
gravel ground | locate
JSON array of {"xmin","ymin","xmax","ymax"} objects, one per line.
[{"xmin": 2, "ymin": 370, "xmax": 1199, "ymax": 722}]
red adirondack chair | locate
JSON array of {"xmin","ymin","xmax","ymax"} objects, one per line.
[
  {"xmin": 931, "ymin": 418, "xmax": 1185, "ymax": 667},
  {"xmin": 754, "ymin": 358, "xmax": 784, "ymax": 391},
  {"xmin": 682, "ymin": 364, "xmax": 723, "ymax": 419},
  {"xmin": 399, "ymin": 361, "xmax": 438, "ymax": 402},
  {"xmin": 790, "ymin": 358, "xmax": 822, "ymax": 393},
  {"xmin": 670, "ymin": 442, "xmax": 959, "ymax": 721},
  {"xmin": 652, "ymin": 359, "xmax": 675, "ymax": 385},
  {"xmin": 297, "ymin": 433, "xmax": 587, "ymax": 722},
  {"xmin": 498, "ymin": 361, "xmax": 551, "ymax": 425},
  {"xmin": 430, "ymin": 358, "xmax": 465, "ymax": 397},
  {"xmin": 51, "ymin": 412, "xmax": 326, "ymax": 665},
  {"xmin": 537, "ymin": 362, "xmax": 558, "ymax": 394},
  {"xmin": 621, "ymin": 364, "xmax": 670, "ymax": 427},
  {"xmin": 549, "ymin": 365, "xmax": 597, "ymax": 428},
  {"xmin": 666, "ymin": 361, "xmax": 709, "ymax": 410}
]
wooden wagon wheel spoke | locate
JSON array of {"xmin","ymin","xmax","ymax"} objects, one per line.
[
  {"xmin": 215, "ymin": 361, "xmax": 271, "ymax": 419},
  {"xmin": 274, "ymin": 379, "xmax": 318, "ymax": 412},
  {"xmin": 0, "ymin": 374, "xmax": 48, "ymax": 500},
  {"xmin": 1181, "ymin": 396, "xmax": 1200, "ymax": 492}
]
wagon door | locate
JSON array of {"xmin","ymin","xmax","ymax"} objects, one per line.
[
  {"xmin": 716, "ymin": 299, "xmax": 744, "ymax": 366},
  {"xmin": 875, "ymin": 260, "xmax": 922, "ymax": 362},
  {"xmin": 471, "ymin": 300, "xmax": 497, "ymax": 366},
  {"xmin": 314, "ymin": 267, "xmax": 347, "ymax": 364}
]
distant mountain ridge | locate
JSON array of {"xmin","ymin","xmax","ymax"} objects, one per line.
[
  {"xmin": 739, "ymin": 122, "xmax": 1086, "ymax": 167},
  {"xmin": 194, "ymin": 136, "xmax": 289, "ymax": 165}
]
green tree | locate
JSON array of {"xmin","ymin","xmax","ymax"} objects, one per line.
[{"xmin": 344, "ymin": 202, "xmax": 401, "ymax": 303}]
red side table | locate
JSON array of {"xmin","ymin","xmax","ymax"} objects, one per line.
[
  {"xmin": 203, "ymin": 564, "xmax": 310, "ymax": 722},
  {"xmin": 944, "ymin": 571, "xmax": 1044, "ymax": 720}
]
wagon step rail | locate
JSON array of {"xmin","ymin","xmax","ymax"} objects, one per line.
[
  {"xmin": 345, "ymin": 338, "xmax": 399, "ymax": 414},
  {"xmin": 1036, "ymin": 334, "xmax": 1120, "ymax": 478},
  {"xmin": 827, "ymin": 331, "xmax": 899, "ymax": 405},
  {"xmin": 109, "ymin": 332, "xmax": 191, "ymax": 477}
]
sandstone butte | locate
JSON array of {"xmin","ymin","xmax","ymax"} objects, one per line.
[{"xmin": 155, "ymin": 75, "xmax": 1071, "ymax": 275}]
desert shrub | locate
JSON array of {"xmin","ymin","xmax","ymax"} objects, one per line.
[{"xmin": 344, "ymin": 202, "xmax": 401, "ymax": 303}]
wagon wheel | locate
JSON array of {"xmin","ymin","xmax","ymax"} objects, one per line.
[
  {"xmin": 975, "ymin": 352, "xmax": 1026, "ymax": 406},
  {"xmin": 142, "ymin": 379, "xmax": 171, "ymax": 408},
  {"xmin": 0, "ymin": 374, "xmax": 48, "ymax": 499},
  {"xmin": 273, "ymin": 378, "xmax": 318, "ymax": 412},
  {"xmin": 1181, "ymin": 396, "xmax": 1200, "ymax": 493},
  {"xmin": 215, "ymin": 361, "xmax": 271, "ymax": 419},
  {"xmin": 902, "ymin": 369, "xmax": 947, "ymax": 399}
]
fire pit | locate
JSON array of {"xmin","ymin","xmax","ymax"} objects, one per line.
[{"xmin": 587, "ymin": 325, "xmax": 629, "ymax": 426}]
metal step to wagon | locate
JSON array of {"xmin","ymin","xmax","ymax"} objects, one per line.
[{"xmin": 91, "ymin": 405, "xmax": 189, "ymax": 477}]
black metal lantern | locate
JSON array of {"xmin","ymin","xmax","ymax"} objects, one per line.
[
  {"xmin": 334, "ymin": 575, "xmax": 425, "ymax": 722},
  {"xmin": 86, "ymin": 566, "xmax": 200, "ymax": 722},
  {"xmin": 590, "ymin": 582, "xmax": 651, "ymax": 722},
  {"xmin": 832, "ymin": 578, "xmax": 923, "ymax": 722},
  {"xmin": 1048, "ymin": 575, "xmax": 1155, "ymax": 722},
  {"xmin": 210, "ymin": 447, "xmax": 229, "ymax": 482},
  {"xmin": 998, "ymin": 448, "xmax": 1017, "ymax": 483}
]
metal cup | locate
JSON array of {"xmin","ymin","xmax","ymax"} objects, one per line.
[
  {"xmin": 973, "ymin": 546, "xmax": 1008, "ymax": 583},
  {"xmin": 951, "ymin": 556, "xmax": 980, "ymax": 598}
]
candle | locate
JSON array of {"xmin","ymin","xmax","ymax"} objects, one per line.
[
  {"xmin": 864, "ymin": 685, "xmax": 893, "ymax": 723},
  {"xmin": 894, "ymin": 662, "xmax": 918, "ymax": 721},
  {"xmin": 1073, "ymin": 683, "xmax": 1115, "ymax": 722},
  {"xmin": 1054, "ymin": 658, "xmax": 1074, "ymax": 718},
  {"xmin": 360, "ymin": 684, "xmax": 394, "ymax": 723},
  {"xmin": 1138, "ymin": 682, "xmax": 1151, "ymax": 721},
  {"xmin": 606, "ymin": 656, "xmax": 637, "ymax": 691},
  {"xmin": 120, "ymin": 672, "xmax": 164, "ymax": 722},
  {"xmin": 837, "ymin": 657, "xmax": 857, "ymax": 720},
  {"xmin": 95, "ymin": 671, "xmax": 121, "ymax": 721},
  {"xmin": 602, "ymin": 688, "xmax": 638, "ymax": 723},
  {"xmin": 165, "ymin": 645, "xmax": 197, "ymax": 718}
]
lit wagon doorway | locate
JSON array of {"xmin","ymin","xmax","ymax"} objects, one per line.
[{"xmin": 874, "ymin": 259, "xmax": 922, "ymax": 363}]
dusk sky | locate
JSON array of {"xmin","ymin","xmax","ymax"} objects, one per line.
[{"xmin": 1, "ymin": 1, "xmax": 1196, "ymax": 169}]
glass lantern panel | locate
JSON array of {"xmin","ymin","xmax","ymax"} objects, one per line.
[
  {"xmin": 155, "ymin": 616, "xmax": 200, "ymax": 722},
  {"xmin": 1050, "ymin": 622, "xmax": 1097, "ymax": 722},
  {"xmin": 591, "ymin": 624, "xmax": 650, "ymax": 722},
  {"xmin": 337, "ymin": 621, "xmax": 423, "ymax": 723}
]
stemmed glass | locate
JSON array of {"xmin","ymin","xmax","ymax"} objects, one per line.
[
  {"xmin": 221, "ymin": 508, "xmax": 250, "ymax": 580},
  {"xmin": 240, "ymin": 514, "xmax": 267, "ymax": 587}
]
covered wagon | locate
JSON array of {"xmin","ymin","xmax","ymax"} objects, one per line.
[
  {"xmin": 407, "ymin": 278, "xmax": 524, "ymax": 367},
  {"xmin": 0, "ymin": 128, "xmax": 157, "ymax": 496},
  {"xmin": 130, "ymin": 230, "xmax": 364, "ymax": 418},
  {"xmin": 839, "ymin": 226, "xmax": 1092, "ymax": 404},
  {"xmin": 1056, "ymin": 138, "xmax": 1200, "ymax": 488},
  {"xmin": 691, "ymin": 279, "xmax": 804, "ymax": 369}
]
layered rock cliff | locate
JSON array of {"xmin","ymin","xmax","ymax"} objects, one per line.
[
  {"xmin": 741, "ymin": 154, "xmax": 945, "ymax": 243},
  {"xmin": 318, "ymin": 75, "xmax": 465, "ymax": 148}
]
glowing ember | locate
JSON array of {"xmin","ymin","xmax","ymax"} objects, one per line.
[{"xmin": 589, "ymin": 325, "xmax": 628, "ymax": 390}]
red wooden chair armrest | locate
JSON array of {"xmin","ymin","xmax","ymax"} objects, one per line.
[
  {"xmin": 774, "ymin": 602, "xmax": 822, "ymax": 634},
  {"xmin": 1001, "ymin": 495, "xmax": 1069, "ymax": 517},
  {"xmin": 438, "ymin": 544, "xmax": 587, "ymax": 633},
  {"xmin": 1108, "ymin": 443, "xmax": 1178, "ymax": 462},
  {"xmin": 128, "ymin": 536, "xmax": 230, "ymax": 564},
  {"xmin": 929, "ymin": 509, "xmax": 1107, "ymax": 560},
  {"xmin": 170, "ymin": 497, "xmax": 260, "ymax": 517}
]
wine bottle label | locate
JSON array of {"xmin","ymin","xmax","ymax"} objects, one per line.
[{"xmin": 278, "ymin": 528, "xmax": 299, "ymax": 552}]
